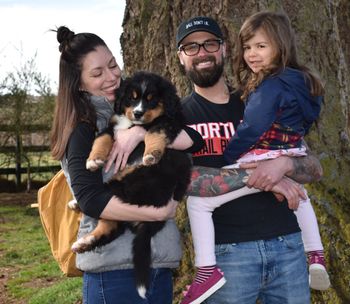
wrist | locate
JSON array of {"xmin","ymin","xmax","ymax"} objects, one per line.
[
  {"xmin": 283, "ymin": 156, "xmax": 295, "ymax": 177},
  {"xmin": 133, "ymin": 126, "xmax": 146, "ymax": 141}
]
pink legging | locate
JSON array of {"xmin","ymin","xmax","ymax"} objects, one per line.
[{"xmin": 187, "ymin": 188, "xmax": 323, "ymax": 267}]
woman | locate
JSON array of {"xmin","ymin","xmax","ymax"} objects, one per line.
[{"xmin": 50, "ymin": 26, "xmax": 203, "ymax": 304}]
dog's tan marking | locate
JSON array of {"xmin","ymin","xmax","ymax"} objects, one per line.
[
  {"xmin": 110, "ymin": 114, "xmax": 119, "ymax": 125},
  {"xmin": 143, "ymin": 131, "xmax": 167, "ymax": 165},
  {"xmin": 86, "ymin": 134, "xmax": 113, "ymax": 171},
  {"xmin": 91, "ymin": 219, "xmax": 119, "ymax": 238},
  {"xmin": 125, "ymin": 107, "xmax": 135, "ymax": 121},
  {"xmin": 146, "ymin": 94, "xmax": 153, "ymax": 101},
  {"xmin": 142, "ymin": 104, "xmax": 164, "ymax": 124},
  {"xmin": 114, "ymin": 165, "xmax": 139, "ymax": 180},
  {"xmin": 132, "ymin": 90, "xmax": 138, "ymax": 99}
]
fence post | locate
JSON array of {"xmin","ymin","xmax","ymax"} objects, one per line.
[{"xmin": 15, "ymin": 134, "xmax": 22, "ymax": 190}]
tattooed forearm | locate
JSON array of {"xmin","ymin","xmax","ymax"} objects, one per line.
[
  {"xmin": 288, "ymin": 154, "xmax": 323, "ymax": 184},
  {"xmin": 287, "ymin": 139, "xmax": 323, "ymax": 184},
  {"xmin": 187, "ymin": 166, "xmax": 249, "ymax": 197}
]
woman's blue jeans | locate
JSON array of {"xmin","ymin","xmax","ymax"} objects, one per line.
[
  {"xmin": 205, "ymin": 232, "xmax": 310, "ymax": 304},
  {"xmin": 83, "ymin": 268, "xmax": 173, "ymax": 304}
]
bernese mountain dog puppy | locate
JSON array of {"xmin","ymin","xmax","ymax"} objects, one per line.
[{"xmin": 71, "ymin": 71, "xmax": 192, "ymax": 298}]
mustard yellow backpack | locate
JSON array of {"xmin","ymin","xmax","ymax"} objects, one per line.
[{"xmin": 37, "ymin": 169, "xmax": 83, "ymax": 277}]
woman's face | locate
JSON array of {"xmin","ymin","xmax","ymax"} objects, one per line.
[
  {"xmin": 243, "ymin": 28, "xmax": 276, "ymax": 73},
  {"xmin": 80, "ymin": 45, "xmax": 121, "ymax": 102}
]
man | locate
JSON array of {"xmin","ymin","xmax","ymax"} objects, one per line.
[{"xmin": 177, "ymin": 16, "xmax": 321, "ymax": 304}]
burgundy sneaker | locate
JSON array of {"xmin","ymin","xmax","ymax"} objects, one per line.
[
  {"xmin": 308, "ymin": 252, "xmax": 330, "ymax": 290},
  {"xmin": 180, "ymin": 267, "xmax": 226, "ymax": 304}
]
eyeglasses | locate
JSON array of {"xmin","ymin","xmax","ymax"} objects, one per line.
[{"xmin": 178, "ymin": 39, "xmax": 223, "ymax": 56}]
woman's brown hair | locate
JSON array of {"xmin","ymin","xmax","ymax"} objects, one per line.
[{"xmin": 51, "ymin": 26, "xmax": 107, "ymax": 160}]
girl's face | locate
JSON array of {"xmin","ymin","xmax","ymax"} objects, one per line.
[
  {"xmin": 243, "ymin": 28, "xmax": 276, "ymax": 73},
  {"xmin": 80, "ymin": 45, "xmax": 121, "ymax": 102}
]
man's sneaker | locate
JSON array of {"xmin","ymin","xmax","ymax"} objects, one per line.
[
  {"xmin": 308, "ymin": 252, "xmax": 330, "ymax": 290},
  {"xmin": 180, "ymin": 267, "xmax": 226, "ymax": 304}
]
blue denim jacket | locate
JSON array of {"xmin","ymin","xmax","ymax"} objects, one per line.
[{"xmin": 224, "ymin": 67, "xmax": 322, "ymax": 163}]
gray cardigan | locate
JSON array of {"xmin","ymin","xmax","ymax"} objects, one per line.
[{"xmin": 62, "ymin": 95, "xmax": 182, "ymax": 272}]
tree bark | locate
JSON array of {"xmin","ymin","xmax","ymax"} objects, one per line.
[{"xmin": 121, "ymin": 1, "xmax": 350, "ymax": 303}]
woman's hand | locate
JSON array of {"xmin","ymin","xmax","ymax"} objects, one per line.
[
  {"xmin": 270, "ymin": 177, "xmax": 306, "ymax": 210},
  {"xmin": 154, "ymin": 199, "xmax": 179, "ymax": 221},
  {"xmin": 105, "ymin": 126, "xmax": 146, "ymax": 173}
]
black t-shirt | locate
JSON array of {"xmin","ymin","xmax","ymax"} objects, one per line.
[
  {"xmin": 66, "ymin": 122, "xmax": 115, "ymax": 218},
  {"xmin": 182, "ymin": 91, "xmax": 300, "ymax": 243}
]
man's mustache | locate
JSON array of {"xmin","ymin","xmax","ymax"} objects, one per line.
[{"xmin": 192, "ymin": 56, "xmax": 216, "ymax": 66}]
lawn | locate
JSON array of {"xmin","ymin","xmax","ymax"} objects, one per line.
[
  {"xmin": 0, "ymin": 192, "xmax": 82, "ymax": 304},
  {"xmin": 0, "ymin": 191, "xmax": 194, "ymax": 304}
]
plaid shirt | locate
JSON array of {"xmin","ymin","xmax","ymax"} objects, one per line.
[{"xmin": 255, "ymin": 122, "xmax": 302, "ymax": 150}]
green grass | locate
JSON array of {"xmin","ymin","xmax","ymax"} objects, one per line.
[{"xmin": 0, "ymin": 204, "xmax": 82, "ymax": 304}]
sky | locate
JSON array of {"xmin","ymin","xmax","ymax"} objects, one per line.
[{"xmin": 0, "ymin": 0, "xmax": 125, "ymax": 93}]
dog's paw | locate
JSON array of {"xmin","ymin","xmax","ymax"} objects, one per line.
[
  {"xmin": 71, "ymin": 235, "xmax": 96, "ymax": 253},
  {"xmin": 86, "ymin": 159, "xmax": 105, "ymax": 171},
  {"xmin": 67, "ymin": 199, "xmax": 80, "ymax": 212},
  {"xmin": 143, "ymin": 150, "xmax": 162, "ymax": 166},
  {"xmin": 142, "ymin": 154, "xmax": 156, "ymax": 166}
]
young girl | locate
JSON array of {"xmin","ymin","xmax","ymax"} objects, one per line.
[{"xmin": 183, "ymin": 11, "xmax": 330, "ymax": 304}]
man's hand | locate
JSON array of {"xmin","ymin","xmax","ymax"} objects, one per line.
[
  {"xmin": 105, "ymin": 126, "xmax": 146, "ymax": 173},
  {"xmin": 240, "ymin": 156, "xmax": 293, "ymax": 191},
  {"xmin": 270, "ymin": 177, "xmax": 306, "ymax": 210}
]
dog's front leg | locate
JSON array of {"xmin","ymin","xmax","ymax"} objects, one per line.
[
  {"xmin": 86, "ymin": 134, "xmax": 114, "ymax": 171},
  {"xmin": 143, "ymin": 131, "xmax": 167, "ymax": 166},
  {"xmin": 71, "ymin": 219, "xmax": 119, "ymax": 253}
]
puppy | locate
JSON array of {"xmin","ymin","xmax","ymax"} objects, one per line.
[{"xmin": 71, "ymin": 71, "xmax": 192, "ymax": 298}]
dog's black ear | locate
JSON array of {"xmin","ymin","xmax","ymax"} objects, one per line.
[
  {"xmin": 114, "ymin": 77, "xmax": 131, "ymax": 115},
  {"xmin": 160, "ymin": 78, "xmax": 182, "ymax": 119}
]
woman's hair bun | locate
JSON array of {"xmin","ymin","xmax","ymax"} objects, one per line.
[{"xmin": 57, "ymin": 26, "xmax": 75, "ymax": 52}]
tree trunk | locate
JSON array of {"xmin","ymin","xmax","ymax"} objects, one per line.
[{"xmin": 121, "ymin": 1, "xmax": 350, "ymax": 303}]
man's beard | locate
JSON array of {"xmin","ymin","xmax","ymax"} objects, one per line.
[{"xmin": 186, "ymin": 55, "xmax": 224, "ymax": 88}]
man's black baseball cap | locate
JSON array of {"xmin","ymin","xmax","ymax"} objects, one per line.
[{"xmin": 176, "ymin": 16, "xmax": 223, "ymax": 48}]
